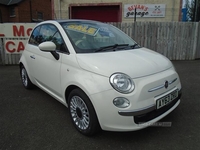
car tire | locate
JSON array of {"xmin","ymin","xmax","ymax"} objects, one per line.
[
  {"xmin": 68, "ymin": 88, "xmax": 101, "ymax": 136},
  {"xmin": 20, "ymin": 65, "xmax": 34, "ymax": 89}
]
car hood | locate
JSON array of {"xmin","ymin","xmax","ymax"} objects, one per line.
[{"xmin": 76, "ymin": 48, "xmax": 172, "ymax": 78}]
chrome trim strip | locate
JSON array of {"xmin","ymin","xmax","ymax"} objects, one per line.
[
  {"xmin": 148, "ymin": 78, "xmax": 177, "ymax": 92},
  {"xmin": 118, "ymin": 104, "xmax": 156, "ymax": 116},
  {"xmin": 169, "ymin": 78, "xmax": 177, "ymax": 84},
  {"xmin": 148, "ymin": 84, "xmax": 165, "ymax": 92}
]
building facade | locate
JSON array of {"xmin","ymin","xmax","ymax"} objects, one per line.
[
  {"xmin": 53, "ymin": 0, "xmax": 183, "ymax": 22},
  {"xmin": 0, "ymin": 0, "xmax": 52, "ymax": 23}
]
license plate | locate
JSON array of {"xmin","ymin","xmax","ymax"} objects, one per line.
[{"xmin": 156, "ymin": 90, "xmax": 178, "ymax": 109}]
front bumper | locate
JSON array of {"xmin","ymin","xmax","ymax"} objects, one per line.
[
  {"xmin": 89, "ymin": 68, "xmax": 181, "ymax": 131},
  {"xmin": 119, "ymin": 89, "xmax": 182, "ymax": 124},
  {"xmin": 134, "ymin": 89, "xmax": 181, "ymax": 124}
]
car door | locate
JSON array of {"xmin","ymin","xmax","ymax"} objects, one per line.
[
  {"xmin": 31, "ymin": 24, "xmax": 64, "ymax": 98},
  {"xmin": 25, "ymin": 25, "xmax": 41, "ymax": 77}
]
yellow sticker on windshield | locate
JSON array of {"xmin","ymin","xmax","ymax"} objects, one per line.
[{"xmin": 66, "ymin": 24, "xmax": 98, "ymax": 36}]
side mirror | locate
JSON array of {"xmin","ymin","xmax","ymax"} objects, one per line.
[
  {"xmin": 39, "ymin": 41, "xmax": 59, "ymax": 60},
  {"xmin": 39, "ymin": 41, "xmax": 56, "ymax": 52}
]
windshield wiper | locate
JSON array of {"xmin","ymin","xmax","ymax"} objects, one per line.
[
  {"xmin": 128, "ymin": 43, "xmax": 140, "ymax": 49},
  {"xmin": 95, "ymin": 44, "xmax": 129, "ymax": 52}
]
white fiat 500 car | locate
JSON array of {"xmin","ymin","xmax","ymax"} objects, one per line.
[{"xmin": 19, "ymin": 20, "xmax": 181, "ymax": 135}]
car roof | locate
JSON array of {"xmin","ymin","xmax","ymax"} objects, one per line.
[
  {"xmin": 43, "ymin": 19, "xmax": 102, "ymax": 24},
  {"xmin": 59, "ymin": 19, "xmax": 101, "ymax": 23}
]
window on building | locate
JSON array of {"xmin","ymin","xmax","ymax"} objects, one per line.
[
  {"xmin": 9, "ymin": 7, "xmax": 15, "ymax": 17},
  {"xmin": 37, "ymin": 12, "xmax": 43, "ymax": 21}
]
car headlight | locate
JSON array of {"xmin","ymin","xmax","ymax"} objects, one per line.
[{"xmin": 110, "ymin": 73, "xmax": 135, "ymax": 94}]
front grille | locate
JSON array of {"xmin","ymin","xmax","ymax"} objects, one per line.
[{"xmin": 134, "ymin": 90, "xmax": 182, "ymax": 124}]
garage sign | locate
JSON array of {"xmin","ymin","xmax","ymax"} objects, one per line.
[
  {"xmin": 124, "ymin": 4, "xmax": 166, "ymax": 18},
  {"xmin": 0, "ymin": 23, "xmax": 36, "ymax": 54}
]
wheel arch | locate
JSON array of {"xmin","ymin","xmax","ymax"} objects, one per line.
[
  {"xmin": 64, "ymin": 84, "xmax": 100, "ymax": 119},
  {"xmin": 65, "ymin": 85, "xmax": 90, "ymax": 105},
  {"xmin": 65, "ymin": 85, "xmax": 101, "ymax": 134},
  {"xmin": 19, "ymin": 61, "xmax": 36, "ymax": 86},
  {"xmin": 19, "ymin": 62, "xmax": 23, "ymax": 69},
  {"xmin": 65, "ymin": 85, "xmax": 78, "ymax": 105}
]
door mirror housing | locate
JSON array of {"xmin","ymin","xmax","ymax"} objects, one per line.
[
  {"xmin": 39, "ymin": 41, "xmax": 59, "ymax": 60},
  {"xmin": 39, "ymin": 41, "xmax": 56, "ymax": 52}
]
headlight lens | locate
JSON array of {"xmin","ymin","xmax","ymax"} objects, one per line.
[{"xmin": 110, "ymin": 73, "xmax": 135, "ymax": 94}]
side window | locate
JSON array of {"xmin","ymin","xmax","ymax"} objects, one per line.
[
  {"xmin": 29, "ymin": 24, "xmax": 68, "ymax": 52},
  {"xmin": 39, "ymin": 24, "xmax": 56, "ymax": 42},
  {"xmin": 29, "ymin": 26, "xmax": 41, "ymax": 45},
  {"xmin": 52, "ymin": 32, "xmax": 67, "ymax": 52},
  {"xmin": 39, "ymin": 24, "xmax": 67, "ymax": 52}
]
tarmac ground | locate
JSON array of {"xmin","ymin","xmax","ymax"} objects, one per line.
[{"xmin": 0, "ymin": 60, "xmax": 200, "ymax": 150}]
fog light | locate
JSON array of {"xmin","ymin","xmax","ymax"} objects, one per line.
[{"xmin": 113, "ymin": 97, "xmax": 130, "ymax": 108}]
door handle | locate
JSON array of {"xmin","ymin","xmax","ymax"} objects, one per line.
[{"xmin": 30, "ymin": 55, "xmax": 35, "ymax": 59}]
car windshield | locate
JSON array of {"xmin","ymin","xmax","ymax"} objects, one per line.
[{"xmin": 60, "ymin": 21, "xmax": 140, "ymax": 53}]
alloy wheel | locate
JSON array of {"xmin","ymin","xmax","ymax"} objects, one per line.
[
  {"xmin": 70, "ymin": 96, "xmax": 90, "ymax": 130},
  {"xmin": 21, "ymin": 68, "xmax": 28, "ymax": 87}
]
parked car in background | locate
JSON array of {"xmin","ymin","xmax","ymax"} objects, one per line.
[{"xmin": 19, "ymin": 20, "xmax": 182, "ymax": 135}]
